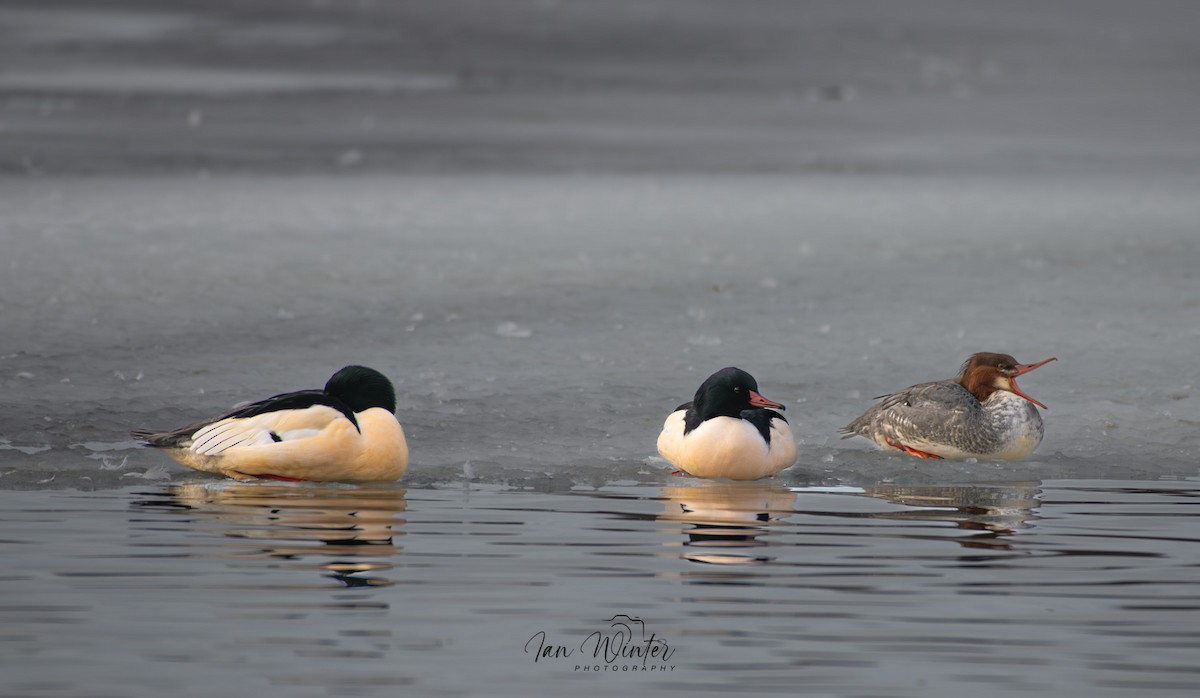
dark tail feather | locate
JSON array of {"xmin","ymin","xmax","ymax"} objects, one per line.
[
  {"xmin": 130, "ymin": 428, "xmax": 181, "ymax": 448},
  {"xmin": 839, "ymin": 417, "xmax": 866, "ymax": 439},
  {"xmin": 130, "ymin": 428, "xmax": 156, "ymax": 443}
]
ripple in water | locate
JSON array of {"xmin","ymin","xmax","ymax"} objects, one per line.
[{"xmin": 0, "ymin": 479, "xmax": 1197, "ymax": 696}]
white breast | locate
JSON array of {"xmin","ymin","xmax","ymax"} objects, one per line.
[
  {"xmin": 657, "ymin": 412, "xmax": 796, "ymax": 480},
  {"xmin": 979, "ymin": 391, "xmax": 1044, "ymax": 460}
]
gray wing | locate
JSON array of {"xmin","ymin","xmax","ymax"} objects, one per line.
[{"xmin": 842, "ymin": 380, "xmax": 978, "ymax": 443}]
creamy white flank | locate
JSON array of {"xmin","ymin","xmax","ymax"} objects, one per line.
[
  {"xmin": 658, "ymin": 411, "xmax": 797, "ymax": 480},
  {"xmin": 170, "ymin": 406, "xmax": 409, "ymax": 481},
  {"xmin": 188, "ymin": 405, "xmax": 346, "ymax": 456}
]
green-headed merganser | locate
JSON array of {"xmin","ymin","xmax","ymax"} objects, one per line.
[
  {"xmin": 657, "ymin": 367, "xmax": 797, "ymax": 480},
  {"xmin": 132, "ymin": 365, "xmax": 408, "ymax": 482}
]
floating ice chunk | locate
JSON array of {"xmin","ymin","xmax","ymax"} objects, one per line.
[
  {"xmin": 121, "ymin": 465, "xmax": 171, "ymax": 480},
  {"xmin": 0, "ymin": 439, "xmax": 51, "ymax": 455},
  {"xmin": 791, "ymin": 485, "xmax": 865, "ymax": 494},
  {"xmin": 74, "ymin": 440, "xmax": 142, "ymax": 454},
  {"xmin": 496, "ymin": 321, "xmax": 532, "ymax": 338},
  {"xmin": 99, "ymin": 456, "xmax": 128, "ymax": 471}
]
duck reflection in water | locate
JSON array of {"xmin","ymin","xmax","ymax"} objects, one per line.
[
  {"xmin": 136, "ymin": 480, "xmax": 407, "ymax": 588},
  {"xmin": 655, "ymin": 480, "xmax": 1041, "ymax": 578},
  {"xmin": 860, "ymin": 481, "xmax": 1042, "ymax": 551},
  {"xmin": 658, "ymin": 482, "xmax": 797, "ymax": 567}
]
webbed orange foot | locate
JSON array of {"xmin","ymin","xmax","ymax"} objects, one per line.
[{"xmin": 884, "ymin": 437, "xmax": 944, "ymax": 460}]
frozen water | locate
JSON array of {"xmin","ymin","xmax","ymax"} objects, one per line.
[{"xmin": 1, "ymin": 173, "xmax": 1196, "ymax": 489}]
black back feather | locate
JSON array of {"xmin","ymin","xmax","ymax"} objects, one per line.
[
  {"xmin": 131, "ymin": 365, "xmax": 395, "ymax": 448},
  {"xmin": 132, "ymin": 389, "xmax": 360, "ymax": 448}
]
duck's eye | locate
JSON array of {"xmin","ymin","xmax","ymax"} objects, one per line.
[{"xmin": 733, "ymin": 387, "xmax": 742, "ymax": 393}]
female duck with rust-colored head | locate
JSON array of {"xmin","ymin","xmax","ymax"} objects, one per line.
[{"xmin": 841, "ymin": 352, "xmax": 1057, "ymax": 461}]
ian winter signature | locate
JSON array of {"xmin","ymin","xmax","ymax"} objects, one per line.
[{"xmin": 525, "ymin": 615, "xmax": 677, "ymax": 672}]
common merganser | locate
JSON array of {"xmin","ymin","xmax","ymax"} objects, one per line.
[
  {"xmin": 841, "ymin": 352, "xmax": 1057, "ymax": 460},
  {"xmin": 132, "ymin": 365, "xmax": 408, "ymax": 482},
  {"xmin": 657, "ymin": 367, "xmax": 797, "ymax": 480}
]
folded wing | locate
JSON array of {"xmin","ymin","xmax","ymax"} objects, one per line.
[
  {"xmin": 134, "ymin": 389, "xmax": 358, "ymax": 451},
  {"xmin": 189, "ymin": 404, "xmax": 349, "ymax": 456},
  {"xmin": 869, "ymin": 381, "xmax": 978, "ymax": 445}
]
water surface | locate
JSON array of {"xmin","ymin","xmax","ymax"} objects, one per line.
[{"xmin": 2, "ymin": 478, "xmax": 1196, "ymax": 696}]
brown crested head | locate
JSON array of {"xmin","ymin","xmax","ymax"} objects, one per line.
[{"xmin": 957, "ymin": 352, "xmax": 1057, "ymax": 408}]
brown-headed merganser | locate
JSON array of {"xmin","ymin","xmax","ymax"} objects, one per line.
[{"xmin": 841, "ymin": 352, "xmax": 1057, "ymax": 460}]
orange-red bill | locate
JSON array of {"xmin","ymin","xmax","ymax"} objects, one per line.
[
  {"xmin": 749, "ymin": 390, "xmax": 785, "ymax": 410},
  {"xmin": 1010, "ymin": 357, "xmax": 1056, "ymax": 409},
  {"xmin": 1013, "ymin": 357, "xmax": 1057, "ymax": 376}
]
